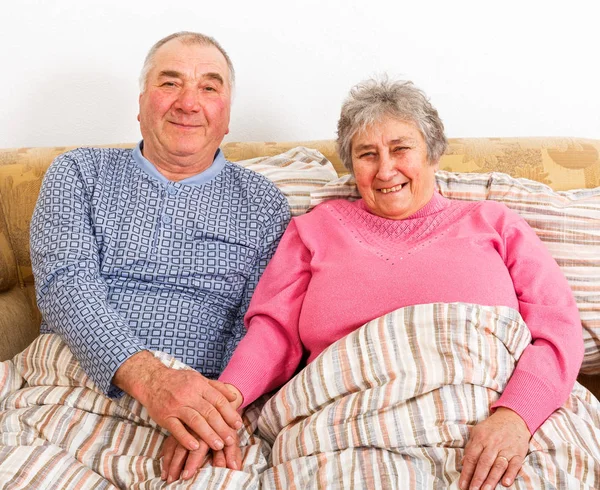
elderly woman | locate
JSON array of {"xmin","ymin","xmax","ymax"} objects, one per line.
[{"xmin": 162, "ymin": 78, "xmax": 584, "ymax": 489}]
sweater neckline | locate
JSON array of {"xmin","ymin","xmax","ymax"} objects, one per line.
[
  {"xmin": 328, "ymin": 192, "xmax": 471, "ymax": 258},
  {"xmin": 355, "ymin": 191, "xmax": 451, "ymax": 222}
]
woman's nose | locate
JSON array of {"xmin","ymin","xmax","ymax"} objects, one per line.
[{"xmin": 376, "ymin": 154, "xmax": 398, "ymax": 181}]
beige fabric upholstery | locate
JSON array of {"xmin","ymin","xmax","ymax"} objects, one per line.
[
  {"xmin": 221, "ymin": 137, "xmax": 600, "ymax": 190},
  {"xmin": 1, "ymin": 138, "xmax": 598, "ymax": 396}
]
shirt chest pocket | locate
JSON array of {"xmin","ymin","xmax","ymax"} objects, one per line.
[{"xmin": 193, "ymin": 239, "xmax": 259, "ymax": 281}]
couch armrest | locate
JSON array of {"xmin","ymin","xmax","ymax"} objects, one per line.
[{"xmin": 0, "ymin": 287, "xmax": 39, "ymax": 361}]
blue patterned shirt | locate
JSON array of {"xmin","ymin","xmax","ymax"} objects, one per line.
[{"xmin": 31, "ymin": 143, "xmax": 290, "ymax": 397}]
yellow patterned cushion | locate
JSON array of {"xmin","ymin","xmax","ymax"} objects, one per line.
[
  {"xmin": 231, "ymin": 138, "xmax": 600, "ymax": 191},
  {"xmin": 441, "ymin": 137, "xmax": 600, "ymax": 191}
]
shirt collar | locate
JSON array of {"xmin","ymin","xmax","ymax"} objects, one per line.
[{"xmin": 132, "ymin": 141, "xmax": 226, "ymax": 186}]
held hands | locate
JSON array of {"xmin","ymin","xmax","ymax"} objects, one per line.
[
  {"xmin": 120, "ymin": 351, "xmax": 530, "ymax": 487},
  {"xmin": 459, "ymin": 407, "xmax": 531, "ymax": 490},
  {"xmin": 141, "ymin": 365, "xmax": 242, "ymax": 453},
  {"xmin": 114, "ymin": 351, "xmax": 243, "ymax": 456},
  {"xmin": 160, "ymin": 384, "xmax": 244, "ymax": 483}
]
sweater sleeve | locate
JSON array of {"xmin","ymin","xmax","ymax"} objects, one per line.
[
  {"xmin": 219, "ymin": 219, "xmax": 311, "ymax": 408},
  {"xmin": 219, "ymin": 194, "xmax": 291, "ymax": 372},
  {"xmin": 490, "ymin": 209, "xmax": 584, "ymax": 433},
  {"xmin": 30, "ymin": 153, "xmax": 145, "ymax": 397}
]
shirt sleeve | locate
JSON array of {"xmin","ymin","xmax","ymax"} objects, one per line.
[
  {"xmin": 30, "ymin": 152, "xmax": 145, "ymax": 397},
  {"xmin": 219, "ymin": 219, "xmax": 310, "ymax": 408},
  {"xmin": 219, "ymin": 193, "xmax": 291, "ymax": 372},
  {"xmin": 491, "ymin": 209, "xmax": 584, "ymax": 433}
]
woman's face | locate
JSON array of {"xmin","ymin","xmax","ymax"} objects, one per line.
[{"xmin": 351, "ymin": 117, "xmax": 438, "ymax": 220}]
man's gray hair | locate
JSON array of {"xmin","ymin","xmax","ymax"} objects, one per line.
[
  {"xmin": 336, "ymin": 77, "xmax": 447, "ymax": 173},
  {"xmin": 139, "ymin": 31, "xmax": 235, "ymax": 92}
]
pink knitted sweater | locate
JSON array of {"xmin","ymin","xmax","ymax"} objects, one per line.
[{"xmin": 219, "ymin": 192, "xmax": 583, "ymax": 433}]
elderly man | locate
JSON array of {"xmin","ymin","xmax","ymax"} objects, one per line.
[{"xmin": 30, "ymin": 31, "xmax": 290, "ymax": 472}]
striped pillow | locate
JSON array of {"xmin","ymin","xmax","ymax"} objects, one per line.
[
  {"xmin": 310, "ymin": 173, "xmax": 360, "ymax": 207},
  {"xmin": 310, "ymin": 170, "xmax": 600, "ymax": 373},
  {"xmin": 238, "ymin": 147, "xmax": 338, "ymax": 216}
]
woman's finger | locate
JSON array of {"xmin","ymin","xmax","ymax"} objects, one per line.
[
  {"xmin": 167, "ymin": 443, "xmax": 190, "ymax": 484},
  {"xmin": 212, "ymin": 449, "xmax": 227, "ymax": 468},
  {"xmin": 501, "ymin": 455, "xmax": 524, "ymax": 487},
  {"xmin": 480, "ymin": 455, "xmax": 509, "ymax": 490},
  {"xmin": 160, "ymin": 436, "xmax": 178, "ymax": 480},
  {"xmin": 458, "ymin": 440, "xmax": 482, "ymax": 489},
  {"xmin": 467, "ymin": 448, "xmax": 496, "ymax": 490},
  {"xmin": 224, "ymin": 440, "xmax": 242, "ymax": 470},
  {"xmin": 181, "ymin": 440, "xmax": 210, "ymax": 480}
]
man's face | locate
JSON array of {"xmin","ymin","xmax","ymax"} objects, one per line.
[{"xmin": 138, "ymin": 39, "xmax": 231, "ymax": 168}]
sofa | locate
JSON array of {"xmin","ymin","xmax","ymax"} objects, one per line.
[
  {"xmin": 1, "ymin": 137, "xmax": 599, "ymax": 397},
  {"xmin": 2, "ymin": 137, "xmax": 600, "ymax": 488}
]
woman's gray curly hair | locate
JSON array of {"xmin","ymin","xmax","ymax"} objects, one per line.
[{"xmin": 336, "ymin": 77, "xmax": 447, "ymax": 173}]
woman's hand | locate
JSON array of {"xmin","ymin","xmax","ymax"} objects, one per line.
[
  {"xmin": 160, "ymin": 383, "xmax": 244, "ymax": 483},
  {"xmin": 459, "ymin": 407, "xmax": 530, "ymax": 490},
  {"xmin": 160, "ymin": 436, "xmax": 242, "ymax": 483}
]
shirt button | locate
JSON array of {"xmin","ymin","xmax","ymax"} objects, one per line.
[
  {"xmin": 167, "ymin": 186, "xmax": 178, "ymax": 196},
  {"xmin": 162, "ymin": 215, "xmax": 172, "ymax": 225}
]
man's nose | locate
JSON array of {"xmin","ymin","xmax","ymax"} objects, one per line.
[
  {"xmin": 376, "ymin": 153, "xmax": 397, "ymax": 181},
  {"xmin": 175, "ymin": 88, "xmax": 201, "ymax": 112}
]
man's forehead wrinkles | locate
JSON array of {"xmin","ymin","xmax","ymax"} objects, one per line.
[
  {"xmin": 153, "ymin": 63, "xmax": 228, "ymax": 85},
  {"xmin": 151, "ymin": 41, "xmax": 231, "ymax": 86},
  {"xmin": 156, "ymin": 69, "xmax": 224, "ymax": 84}
]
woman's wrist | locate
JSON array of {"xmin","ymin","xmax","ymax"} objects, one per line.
[{"xmin": 224, "ymin": 383, "xmax": 243, "ymax": 409}]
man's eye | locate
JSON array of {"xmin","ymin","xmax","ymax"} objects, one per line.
[
  {"xmin": 161, "ymin": 81, "xmax": 176, "ymax": 87},
  {"xmin": 359, "ymin": 152, "xmax": 375, "ymax": 158},
  {"xmin": 393, "ymin": 147, "xmax": 409, "ymax": 152},
  {"xmin": 203, "ymin": 86, "xmax": 217, "ymax": 92}
]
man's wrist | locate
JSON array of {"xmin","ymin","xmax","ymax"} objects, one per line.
[{"xmin": 112, "ymin": 350, "xmax": 168, "ymax": 404}]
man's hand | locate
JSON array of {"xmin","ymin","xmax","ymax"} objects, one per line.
[
  {"xmin": 113, "ymin": 351, "xmax": 243, "ymax": 453},
  {"xmin": 160, "ymin": 384, "xmax": 244, "ymax": 482},
  {"xmin": 459, "ymin": 407, "xmax": 530, "ymax": 489}
]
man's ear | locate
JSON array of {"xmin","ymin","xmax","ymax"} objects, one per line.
[{"xmin": 137, "ymin": 93, "xmax": 144, "ymax": 122}]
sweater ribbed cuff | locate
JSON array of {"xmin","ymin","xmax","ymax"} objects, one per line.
[
  {"xmin": 491, "ymin": 369, "xmax": 559, "ymax": 434},
  {"xmin": 219, "ymin": 353, "xmax": 286, "ymax": 410}
]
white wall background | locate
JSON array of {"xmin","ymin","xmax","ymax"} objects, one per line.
[{"xmin": 2, "ymin": 0, "xmax": 599, "ymax": 149}]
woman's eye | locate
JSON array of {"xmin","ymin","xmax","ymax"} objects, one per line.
[{"xmin": 359, "ymin": 152, "xmax": 375, "ymax": 158}]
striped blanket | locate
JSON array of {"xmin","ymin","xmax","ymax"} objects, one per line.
[
  {"xmin": 0, "ymin": 341, "xmax": 269, "ymax": 489},
  {"xmin": 1, "ymin": 303, "xmax": 599, "ymax": 489}
]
